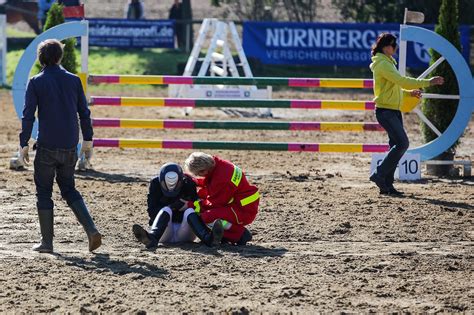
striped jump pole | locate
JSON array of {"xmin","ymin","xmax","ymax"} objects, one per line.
[
  {"xmin": 92, "ymin": 118, "xmax": 384, "ymax": 132},
  {"xmin": 93, "ymin": 138, "xmax": 389, "ymax": 152},
  {"xmin": 90, "ymin": 97, "xmax": 376, "ymax": 111},
  {"xmin": 89, "ymin": 75, "xmax": 374, "ymax": 89}
]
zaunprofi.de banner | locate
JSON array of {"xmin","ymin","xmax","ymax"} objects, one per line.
[
  {"xmin": 243, "ymin": 22, "xmax": 470, "ymax": 68},
  {"xmin": 85, "ymin": 18, "xmax": 174, "ymax": 48}
]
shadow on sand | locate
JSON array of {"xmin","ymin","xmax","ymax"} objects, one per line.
[
  {"xmin": 75, "ymin": 169, "xmax": 148, "ymax": 184},
  {"xmin": 170, "ymin": 242, "xmax": 288, "ymax": 258},
  {"xmin": 56, "ymin": 253, "xmax": 168, "ymax": 278},
  {"xmin": 406, "ymin": 194, "xmax": 473, "ymax": 211}
]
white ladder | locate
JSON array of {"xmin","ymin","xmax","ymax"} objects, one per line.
[{"xmin": 169, "ymin": 18, "xmax": 272, "ymax": 117}]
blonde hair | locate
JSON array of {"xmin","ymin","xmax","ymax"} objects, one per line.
[{"xmin": 184, "ymin": 152, "xmax": 215, "ymax": 175}]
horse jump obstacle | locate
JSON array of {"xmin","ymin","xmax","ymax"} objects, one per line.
[
  {"xmin": 90, "ymin": 94, "xmax": 384, "ymax": 131},
  {"xmin": 90, "ymin": 97, "xmax": 376, "ymax": 110},
  {"xmin": 89, "ymin": 75, "xmax": 374, "ymax": 89},
  {"xmin": 87, "ymin": 75, "xmax": 386, "ymax": 152},
  {"xmin": 92, "ymin": 118, "xmax": 384, "ymax": 132},
  {"xmin": 11, "ymin": 21, "xmax": 472, "ymax": 163},
  {"xmin": 93, "ymin": 139, "xmax": 389, "ymax": 152}
]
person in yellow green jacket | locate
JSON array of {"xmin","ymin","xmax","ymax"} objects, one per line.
[{"xmin": 369, "ymin": 33, "xmax": 444, "ymax": 195}]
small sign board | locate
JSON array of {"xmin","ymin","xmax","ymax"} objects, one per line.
[
  {"xmin": 67, "ymin": 18, "xmax": 175, "ymax": 48},
  {"xmin": 370, "ymin": 153, "xmax": 421, "ymax": 181},
  {"xmin": 63, "ymin": 5, "xmax": 85, "ymax": 18},
  {"xmin": 178, "ymin": 87, "xmax": 270, "ymax": 99}
]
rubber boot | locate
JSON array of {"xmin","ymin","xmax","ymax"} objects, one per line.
[
  {"xmin": 69, "ymin": 199, "xmax": 102, "ymax": 252},
  {"xmin": 385, "ymin": 168, "xmax": 403, "ymax": 195},
  {"xmin": 133, "ymin": 210, "xmax": 170, "ymax": 249},
  {"xmin": 369, "ymin": 173, "xmax": 389, "ymax": 194},
  {"xmin": 236, "ymin": 228, "xmax": 252, "ymax": 246},
  {"xmin": 32, "ymin": 209, "xmax": 54, "ymax": 253},
  {"xmin": 187, "ymin": 213, "xmax": 223, "ymax": 247}
]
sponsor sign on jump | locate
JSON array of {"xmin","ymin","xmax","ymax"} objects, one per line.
[
  {"xmin": 243, "ymin": 22, "xmax": 470, "ymax": 68},
  {"xmin": 84, "ymin": 18, "xmax": 175, "ymax": 48},
  {"xmin": 370, "ymin": 153, "xmax": 421, "ymax": 181}
]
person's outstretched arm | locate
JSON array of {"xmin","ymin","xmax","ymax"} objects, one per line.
[
  {"xmin": 19, "ymin": 80, "xmax": 38, "ymax": 148},
  {"xmin": 379, "ymin": 61, "xmax": 431, "ymax": 90}
]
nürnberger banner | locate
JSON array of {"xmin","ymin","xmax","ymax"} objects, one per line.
[{"xmin": 243, "ymin": 21, "xmax": 470, "ymax": 68}]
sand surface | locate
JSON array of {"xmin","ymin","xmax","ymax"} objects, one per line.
[{"xmin": 0, "ymin": 87, "xmax": 473, "ymax": 313}]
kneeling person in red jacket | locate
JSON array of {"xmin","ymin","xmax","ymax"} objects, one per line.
[{"xmin": 184, "ymin": 152, "xmax": 260, "ymax": 245}]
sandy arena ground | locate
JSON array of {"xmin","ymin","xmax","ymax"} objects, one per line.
[{"xmin": 0, "ymin": 87, "xmax": 473, "ymax": 313}]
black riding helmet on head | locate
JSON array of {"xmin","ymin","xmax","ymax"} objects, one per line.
[{"xmin": 159, "ymin": 163, "xmax": 184, "ymax": 197}]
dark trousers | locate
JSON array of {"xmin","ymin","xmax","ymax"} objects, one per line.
[
  {"xmin": 34, "ymin": 146, "xmax": 82, "ymax": 210},
  {"xmin": 375, "ymin": 108, "xmax": 409, "ymax": 186}
]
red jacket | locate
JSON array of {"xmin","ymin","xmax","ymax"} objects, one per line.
[{"xmin": 193, "ymin": 156, "xmax": 259, "ymax": 212}]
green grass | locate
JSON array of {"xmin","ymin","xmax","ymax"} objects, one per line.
[
  {"xmin": 3, "ymin": 47, "xmax": 189, "ymax": 88},
  {"xmin": 3, "ymin": 45, "xmax": 377, "ymax": 91},
  {"xmin": 6, "ymin": 27, "xmax": 36, "ymax": 38},
  {"xmin": 88, "ymin": 47, "xmax": 188, "ymax": 76},
  {"xmin": 5, "ymin": 49, "xmax": 26, "ymax": 85}
]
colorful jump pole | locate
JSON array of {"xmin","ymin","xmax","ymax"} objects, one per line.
[
  {"xmin": 93, "ymin": 138, "xmax": 389, "ymax": 152},
  {"xmin": 92, "ymin": 118, "xmax": 384, "ymax": 132},
  {"xmin": 89, "ymin": 75, "xmax": 374, "ymax": 89},
  {"xmin": 90, "ymin": 96, "xmax": 376, "ymax": 110},
  {"xmin": 11, "ymin": 22, "xmax": 473, "ymax": 164}
]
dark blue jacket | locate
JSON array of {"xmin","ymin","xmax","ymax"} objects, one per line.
[
  {"xmin": 147, "ymin": 174, "xmax": 198, "ymax": 225},
  {"xmin": 19, "ymin": 65, "xmax": 93, "ymax": 149}
]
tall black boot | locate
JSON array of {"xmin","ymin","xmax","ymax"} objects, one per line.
[
  {"xmin": 133, "ymin": 210, "xmax": 170, "ymax": 249},
  {"xmin": 236, "ymin": 228, "xmax": 252, "ymax": 246},
  {"xmin": 187, "ymin": 213, "xmax": 223, "ymax": 247},
  {"xmin": 32, "ymin": 209, "xmax": 54, "ymax": 253},
  {"xmin": 69, "ymin": 199, "xmax": 102, "ymax": 252}
]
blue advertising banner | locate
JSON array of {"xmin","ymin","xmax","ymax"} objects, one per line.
[
  {"xmin": 82, "ymin": 18, "xmax": 175, "ymax": 48},
  {"xmin": 243, "ymin": 22, "xmax": 471, "ymax": 68}
]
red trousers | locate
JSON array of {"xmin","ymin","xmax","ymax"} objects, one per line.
[{"xmin": 200, "ymin": 201, "xmax": 258, "ymax": 242}]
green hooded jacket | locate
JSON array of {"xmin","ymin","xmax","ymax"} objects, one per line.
[{"xmin": 369, "ymin": 53, "xmax": 430, "ymax": 110}]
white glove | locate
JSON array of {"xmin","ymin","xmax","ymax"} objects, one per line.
[
  {"xmin": 77, "ymin": 155, "xmax": 93, "ymax": 171},
  {"xmin": 80, "ymin": 141, "xmax": 93, "ymax": 160},
  {"xmin": 19, "ymin": 145, "xmax": 30, "ymax": 165}
]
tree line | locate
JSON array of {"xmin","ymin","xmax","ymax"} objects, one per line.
[{"xmin": 211, "ymin": 0, "xmax": 474, "ymax": 24}]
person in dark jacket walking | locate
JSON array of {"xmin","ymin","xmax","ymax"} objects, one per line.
[
  {"xmin": 132, "ymin": 163, "xmax": 223, "ymax": 249},
  {"xmin": 168, "ymin": 0, "xmax": 183, "ymax": 49},
  {"xmin": 125, "ymin": 0, "xmax": 145, "ymax": 19},
  {"xmin": 19, "ymin": 39, "xmax": 101, "ymax": 253}
]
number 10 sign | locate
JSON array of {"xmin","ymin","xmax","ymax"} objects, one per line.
[{"xmin": 370, "ymin": 153, "xmax": 421, "ymax": 181}]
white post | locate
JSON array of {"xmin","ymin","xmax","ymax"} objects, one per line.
[
  {"xmin": 223, "ymin": 45, "xmax": 239, "ymax": 77},
  {"xmin": 183, "ymin": 18, "xmax": 212, "ymax": 76},
  {"xmin": 398, "ymin": 9, "xmax": 408, "ymax": 76},
  {"xmin": 229, "ymin": 22, "xmax": 253, "ymax": 78},
  {"xmin": 421, "ymin": 93, "xmax": 460, "ymax": 100},
  {"xmin": 399, "ymin": 8, "xmax": 425, "ymax": 76},
  {"xmin": 198, "ymin": 21, "xmax": 226, "ymax": 76},
  {"xmin": 80, "ymin": 20, "xmax": 89, "ymax": 75},
  {"xmin": 77, "ymin": 20, "xmax": 91, "ymax": 171},
  {"xmin": 417, "ymin": 57, "xmax": 445, "ymax": 79},
  {"xmin": 0, "ymin": 14, "xmax": 6, "ymax": 86},
  {"xmin": 413, "ymin": 107, "xmax": 442, "ymax": 136}
]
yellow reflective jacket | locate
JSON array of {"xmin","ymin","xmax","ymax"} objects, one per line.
[{"xmin": 369, "ymin": 53, "xmax": 430, "ymax": 111}]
